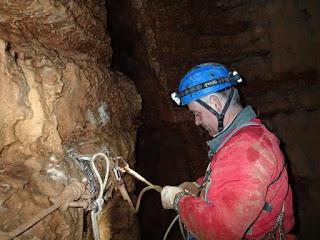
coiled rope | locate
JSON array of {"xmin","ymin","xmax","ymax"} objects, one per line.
[{"xmin": 0, "ymin": 152, "xmax": 184, "ymax": 240}]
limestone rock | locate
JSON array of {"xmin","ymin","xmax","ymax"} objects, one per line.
[{"xmin": 0, "ymin": 1, "xmax": 141, "ymax": 239}]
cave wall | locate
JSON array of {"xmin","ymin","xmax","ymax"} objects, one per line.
[
  {"xmin": 107, "ymin": 0, "xmax": 320, "ymax": 239},
  {"xmin": 0, "ymin": 1, "xmax": 141, "ymax": 239}
]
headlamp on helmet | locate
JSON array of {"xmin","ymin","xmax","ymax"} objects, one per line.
[{"xmin": 171, "ymin": 62, "xmax": 242, "ymax": 106}]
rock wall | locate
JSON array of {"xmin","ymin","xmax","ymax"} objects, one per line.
[
  {"xmin": 0, "ymin": 1, "xmax": 141, "ymax": 239},
  {"xmin": 107, "ymin": 0, "xmax": 320, "ymax": 239}
]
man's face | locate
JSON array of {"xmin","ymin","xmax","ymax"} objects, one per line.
[{"xmin": 188, "ymin": 101, "xmax": 218, "ymax": 136}]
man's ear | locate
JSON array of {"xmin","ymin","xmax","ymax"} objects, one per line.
[{"xmin": 209, "ymin": 95, "xmax": 222, "ymax": 112}]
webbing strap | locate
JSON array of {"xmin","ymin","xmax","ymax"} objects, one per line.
[
  {"xmin": 221, "ymin": 87, "xmax": 235, "ymax": 118},
  {"xmin": 196, "ymin": 99, "xmax": 219, "ymax": 117},
  {"xmin": 258, "ymin": 203, "xmax": 286, "ymax": 240},
  {"xmin": 262, "ymin": 158, "xmax": 287, "ymax": 213},
  {"xmin": 196, "ymin": 87, "xmax": 235, "ymax": 132}
]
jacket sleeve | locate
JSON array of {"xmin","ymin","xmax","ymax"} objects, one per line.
[
  {"xmin": 196, "ymin": 176, "xmax": 205, "ymax": 186},
  {"xmin": 178, "ymin": 128, "xmax": 279, "ymax": 240}
]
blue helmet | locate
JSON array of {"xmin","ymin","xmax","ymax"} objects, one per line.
[{"xmin": 171, "ymin": 63, "xmax": 242, "ymax": 106}]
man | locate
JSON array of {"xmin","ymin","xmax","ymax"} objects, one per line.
[{"xmin": 161, "ymin": 63, "xmax": 295, "ymax": 239}]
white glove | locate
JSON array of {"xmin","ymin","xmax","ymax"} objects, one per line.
[{"xmin": 161, "ymin": 185, "xmax": 183, "ymax": 209}]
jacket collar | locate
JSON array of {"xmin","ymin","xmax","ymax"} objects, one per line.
[{"xmin": 206, "ymin": 105, "xmax": 257, "ymax": 158}]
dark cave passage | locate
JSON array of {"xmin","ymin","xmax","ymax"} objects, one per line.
[{"xmin": 106, "ymin": 1, "xmax": 209, "ymax": 239}]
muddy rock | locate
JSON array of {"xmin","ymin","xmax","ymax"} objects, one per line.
[{"xmin": 0, "ymin": 1, "xmax": 141, "ymax": 239}]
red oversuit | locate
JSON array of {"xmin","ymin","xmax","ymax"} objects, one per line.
[{"xmin": 178, "ymin": 118, "xmax": 295, "ymax": 239}]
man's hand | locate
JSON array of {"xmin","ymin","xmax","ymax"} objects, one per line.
[
  {"xmin": 179, "ymin": 181, "xmax": 200, "ymax": 197},
  {"xmin": 161, "ymin": 186, "xmax": 183, "ymax": 209}
]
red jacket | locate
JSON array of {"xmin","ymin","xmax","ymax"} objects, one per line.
[{"xmin": 178, "ymin": 119, "xmax": 295, "ymax": 239}]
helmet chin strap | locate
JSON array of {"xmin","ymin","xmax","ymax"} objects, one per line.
[{"xmin": 196, "ymin": 88, "xmax": 235, "ymax": 132}]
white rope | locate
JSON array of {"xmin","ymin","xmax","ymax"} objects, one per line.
[
  {"xmin": 91, "ymin": 211, "xmax": 100, "ymax": 240},
  {"xmin": 92, "ymin": 153, "xmax": 110, "ymax": 199},
  {"xmin": 75, "ymin": 151, "xmax": 186, "ymax": 240},
  {"xmin": 162, "ymin": 214, "xmax": 187, "ymax": 240},
  {"xmin": 163, "ymin": 214, "xmax": 179, "ymax": 240},
  {"xmin": 117, "ymin": 158, "xmax": 186, "ymax": 240},
  {"xmin": 178, "ymin": 216, "xmax": 187, "ymax": 240},
  {"xmin": 80, "ymin": 152, "xmax": 111, "ymax": 240}
]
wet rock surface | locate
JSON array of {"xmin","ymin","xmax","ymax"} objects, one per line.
[
  {"xmin": 0, "ymin": 0, "xmax": 111, "ymax": 63},
  {"xmin": 0, "ymin": 1, "xmax": 141, "ymax": 239}
]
